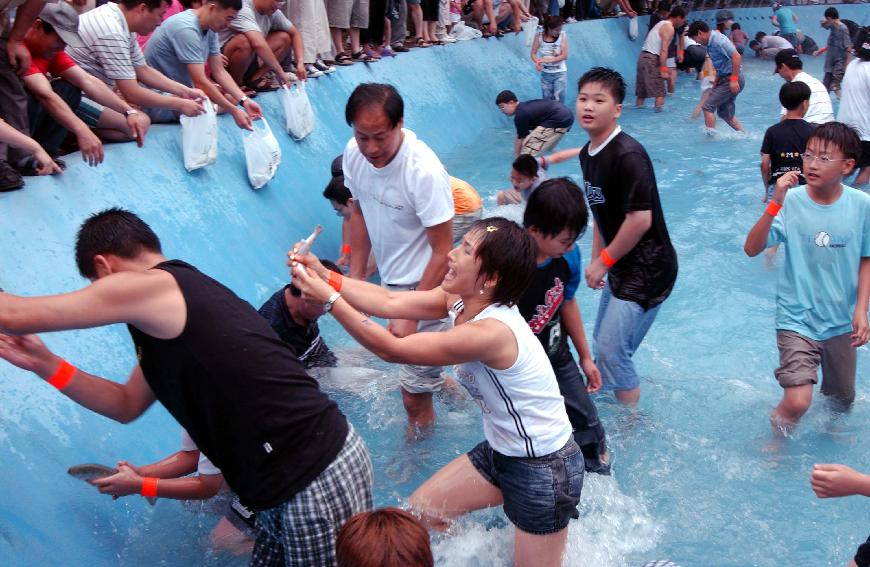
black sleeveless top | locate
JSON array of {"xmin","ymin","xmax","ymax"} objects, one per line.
[{"xmin": 128, "ymin": 260, "xmax": 348, "ymax": 510}]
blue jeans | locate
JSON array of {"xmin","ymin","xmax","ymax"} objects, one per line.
[
  {"xmin": 541, "ymin": 72, "xmax": 567, "ymax": 105},
  {"xmin": 553, "ymin": 359, "xmax": 609, "ymax": 473},
  {"xmin": 593, "ymin": 284, "xmax": 661, "ymax": 392},
  {"xmin": 468, "ymin": 438, "xmax": 583, "ymax": 534}
]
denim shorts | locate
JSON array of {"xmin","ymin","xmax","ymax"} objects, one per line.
[{"xmin": 467, "ymin": 438, "xmax": 583, "ymax": 535}]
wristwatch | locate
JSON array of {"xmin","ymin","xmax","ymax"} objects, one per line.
[
  {"xmin": 324, "ymin": 292, "xmax": 341, "ymax": 313},
  {"xmin": 124, "ymin": 109, "xmax": 139, "ymax": 117},
  {"xmin": 238, "ymin": 95, "xmax": 249, "ymax": 106}
]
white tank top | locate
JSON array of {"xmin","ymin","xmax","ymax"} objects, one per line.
[
  {"xmin": 451, "ymin": 301, "xmax": 572, "ymax": 458},
  {"xmin": 537, "ymin": 31, "xmax": 567, "ymax": 74},
  {"xmin": 642, "ymin": 20, "xmax": 668, "ymax": 55}
]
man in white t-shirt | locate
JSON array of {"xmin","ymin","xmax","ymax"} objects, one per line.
[
  {"xmin": 66, "ymin": 0, "xmax": 206, "ymax": 125},
  {"xmin": 219, "ymin": 0, "xmax": 306, "ymax": 91},
  {"xmin": 343, "ymin": 83, "xmax": 454, "ymax": 432},
  {"xmin": 774, "ymin": 49, "xmax": 834, "ymax": 125},
  {"xmin": 750, "ymin": 32, "xmax": 792, "ymax": 59},
  {"xmin": 838, "ymin": 37, "xmax": 870, "ymax": 187}
]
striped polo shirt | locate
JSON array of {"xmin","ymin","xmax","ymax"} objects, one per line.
[{"xmin": 66, "ymin": 2, "xmax": 146, "ymax": 86}]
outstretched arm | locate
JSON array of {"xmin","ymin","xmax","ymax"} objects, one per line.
[
  {"xmin": 811, "ymin": 464, "xmax": 870, "ymax": 498},
  {"xmin": 92, "ymin": 460, "xmax": 223, "ymax": 500},
  {"xmin": 0, "ymin": 333, "xmax": 156, "ymax": 423}
]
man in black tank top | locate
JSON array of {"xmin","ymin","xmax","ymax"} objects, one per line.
[{"xmin": 0, "ymin": 208, "xmax": 372, "ymax": 566}]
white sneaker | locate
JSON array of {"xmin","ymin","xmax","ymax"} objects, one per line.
[
  {"xmin": 305, "ymin": 64, "xmax": 324, "ymax": 78},
  {"xmin": 313, "ymin": 59, "xmax": 337, "ymax": 74}
]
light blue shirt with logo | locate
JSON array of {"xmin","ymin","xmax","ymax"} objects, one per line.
[
  {"xmin": 775, "ymin": 7, "xmax": 797, "ymax": 35},
  {"xmin": 767, "ymin": 185, "xmax": 870, "ymax": 340},
  {"xmin": 707, "ymin": 30, "xmax": 737, "ymax": 76}
]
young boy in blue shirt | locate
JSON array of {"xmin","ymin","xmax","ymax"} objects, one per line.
[
  {"xmin": 517, "ymin": 177, "xmax": 609, "ymax": 473},
  {"xmin": 744, "ymin": 122, "xmax": 870, "ymax": 434}
]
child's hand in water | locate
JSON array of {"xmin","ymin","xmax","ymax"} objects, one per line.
[
  {"xmin": 772, "ymin": 171, "xmax": 800, "ymax": 204},
  {"xmin": 811, "ymin": 464, "xmax": 870, "ymax": 498}
]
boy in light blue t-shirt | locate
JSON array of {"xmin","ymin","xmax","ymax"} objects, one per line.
[{"xmin": 744, "ymin": 122, "xmax": 870, "ymax": 435}]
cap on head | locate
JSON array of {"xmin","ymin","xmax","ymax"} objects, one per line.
[
  {"xmin": 38, "ymin": 2, "xmax": 85, "ymax": 49},
  {"xmin": 715, "ymin": 9, "xmax": 733, "ymax": 24},
  {"xmin": 773, "ymin": 48, "xmax": 801, "ymax": 72}
]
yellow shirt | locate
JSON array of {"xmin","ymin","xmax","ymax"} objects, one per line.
[{"xmin": 451, "ymin": 177, "xmax": 482, "ymax": 214}]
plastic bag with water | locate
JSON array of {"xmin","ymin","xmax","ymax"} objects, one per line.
[
  {"xmin": 243, "ymin": 118, "xmax": 281, "ymax": 190},
  {"xmin": 281, "ymin": 82, "xmax": 315, "ymax": 141},
  {"xmin": 179, "ymin": 100, "xmax": 217, "ymax": 172},
  {"xmin": 522, "ymin": 16, "xmax": 539, "ymax": 48}
]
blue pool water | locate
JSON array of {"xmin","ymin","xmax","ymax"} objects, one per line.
[{"xmin": 2, "ymin": 5, "xmax": 870, "ymax": 566}]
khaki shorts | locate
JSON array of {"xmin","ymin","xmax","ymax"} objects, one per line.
[
  {"xmin": 382, "ymin": 282, "xmax": 448, "ymax": 394},
  {"xmin": 520, "ymin": 126, "xmax": 569, "ymax": 156},
  {"xmin": 775, "ymin": 330, "xmax": 856, "ymax": 404}
]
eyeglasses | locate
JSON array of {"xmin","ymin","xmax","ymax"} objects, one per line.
[{"xmin": 800, "ymin": 152, "xmax": 850, "ymax": 165}]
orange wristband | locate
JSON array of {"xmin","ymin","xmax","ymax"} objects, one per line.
[
  {"xmin": 47, "ymin": 359, "xmax": 76, "ymax": 391},
  {"xmin": 340, "ymin": 244, "xmax": 351, "ymax": 255},
  {"xmin": 141, "ymin": 477, "xmax": 158, "ymax": 498},
  {"xmin": 765, "ymin": 201, "xmax": 782, "ymax": 217},
  {"xmin": 328, "ymin": 271, "xmax": 343, "ymax": 292},
  {"xmin": 600, "ymin": 248, "xmax": 616, "ymax": 268},
  {"xmin": 730, "ymin": 75, "xmax": 738, "ymax": 82}
]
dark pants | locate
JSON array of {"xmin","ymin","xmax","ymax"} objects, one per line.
[
  {"xmin": 553, "ymin": 359, "xmax": 609, "ymax": 473},
  {"xmin": 562, "ymin": 0, "xmax": 598, "ymax": 20},
  {"xmin": 27, "ymin": 79, "xmax": 82, "ymax": 158},
  {"xmin": 0, "ymin": 37, "xmax": 29, "ymax": 162},
  {"xmin": 390, "ymin": 0, "xmax": 407, "ymax": 45},
  {"xmin": 361, "ymin": 0, "xmax": 386, "ymax": 44}
]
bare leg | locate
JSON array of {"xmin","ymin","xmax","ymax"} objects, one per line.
[
  {"xmin": 636, "ymin": 97, "xmax": 645, "ymax": 108},
  {"xmin": 615, "ymin": 387, "xmax": 639, "ymax": 406},
  {"xmin": 770, "ymin": 384, "xmax": 813, "ymax": 436},
  {"xmin": 515, "ymin": 527, "xmax": 569, "ymax": 567},
  {"xmin": 410, "ymin": 5, "xmax": 424, "ymax": 42},
  {"xmin": 383, "ymin": 17, "xmax": 392, "ymax": 47},
  {"xmin": 724, "ymin": 116, "xmax": 743, "ymax": 132},
  {"xmin": 330, "ymin": 27, "xmax": 345, "ymax": 54},
  {"xmin": 403, "ymin": 390, "xmax": 436, "ymax": 435},
  {"xmin": 223, "ymin": 34, "xmax": 256, "ymax": 85},
  {"xmin": 409, "ymin": 454, "xmax": 503, "ymax": 530},
  {"xmin": 349, "ymin": 27, "xmax": 362, "ymax": 53},
  {"xmin": 703, "ymin": 110, "xmax": 716, "ymax": 129},
  {"xmin": 654, "ymin": 95, "xmax": 664, "ymax": 110}
]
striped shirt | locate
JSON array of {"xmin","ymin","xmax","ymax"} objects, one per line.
[{"xmin": 66, "ymin": 2, "xmax": 146, "ymax": 86}]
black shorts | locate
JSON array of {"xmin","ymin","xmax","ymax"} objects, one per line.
[
  {"xmin": 857, "ymin": 141, "xmax": 870, "ymax": 170},
  {"xmin": 856, "ymin": 533, "xmax": 870, "ymax": 567}
]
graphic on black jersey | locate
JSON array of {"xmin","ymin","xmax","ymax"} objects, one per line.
[{"xmin": 583, "ymin": 181, "xmax": 605, "ymax": 206}]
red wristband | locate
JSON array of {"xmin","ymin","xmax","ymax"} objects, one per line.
[
  {"xmin": 47, "ymin": 359, "xmax": 76, "ymax": 391},
  {"xmin": 328, "ymin": 271, "xmax": 343, "ymax": 292},
  {"xmin": 340, "ymin": 244, "xmax": 351, "ymax": 255},
  {"xmin": 660, "ymin": 66, "xmax": 668, "ymax": 72},
  {"xmin": 765, "ymin": 201, "xmax": 782, "ymax": 217},
  {"xmin": 141, "ymin": 477, "xmax": 158, "ymax": 498},
  {"xmin": 730, "ymin": 75, "xmax": 738, "ymax": 82},
  {"xmin": 600, "ymin": 248, "xmax": 616, "ymax": 268}
]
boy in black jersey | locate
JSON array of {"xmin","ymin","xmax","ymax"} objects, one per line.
[
  {"xmin": 760, "ymin": 81, "xmax": 813, "ymax": 202},
  {"xmin": 576, "ymin": 67, "xmax": 678, "ymax": 406},
  {"xmin": 518, "ymin": 178, "xmax": 609, "ymax": 473}
]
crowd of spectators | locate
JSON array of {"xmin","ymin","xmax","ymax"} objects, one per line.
[{"xmin": 0, "ymin": 0, "xmax": 652, "ymax": 192}]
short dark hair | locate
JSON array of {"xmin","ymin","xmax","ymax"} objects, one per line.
[
  {"xmin": 119, "ymin": 0, "xmax": 171, "ymax": 10},
  {"xmin": 669, "ymin": 5, "xmax": 686, "ymax": 19},
  {"xmin": 824, "ymin": 7, "xmax": 838, "ymax": 19},
  {"xmin": 323, "ymin": 176, "xmax": 352, "ymax": 205},
  {"xmin": 577, "ymin": 67, "xmax": 626, "ymax": 104},
  {"xmin": 806, "ymin": 122, "xmax": 862, "ymax": 163},
  {"xmin": 779, "ymin": 55, "xmax": 802, "ymax": 70},
  {"xmin": 75, "ymin": 208, "xmax": 162, "ymax": 279},
  {"xmin": 542, "ymin": 15, "xmax": 562, "ymax": 35},
  {"xmin": 289, "ymin": 259, "xmax": 340, "ymax": 297},
  {"xmin": 688, "ymin": 20, "xmax": 709, "ymax": 38},
  {"xmin": 511, "ymin": 154, "xmax": 539, "ymax": 178},
  {"xmin": 178, "ymin": 0, "xmax": 198, "ymax": 8},
  {"xmin": 731, "ymin": 22, "xmax": 741, "ymax": 30},
  {"xmin": 214, "ymin": 0, "xmax": 242, "ymax": 9},
  {"xmin": 336, "ymin": 508, "xmax": 433, "ymax": 567},
  {"xmin": 779, "ymin": 81, "xmax": 811, "ymax": 110},
  {"xmin": 36, "ymin": 18, "xmax": 56, "ymax": 35},
  {"xmin": 523, "ymin": 178, "xmax": 588, "ymax": 240},
  {"xmin": 330, "ymin": 154, "xmax": 343, "ymax": 178},
  {"xmin": 495, "ymin": 90, "xmax": 517, "ymax": 105},
  {"xmin": 755, "ymin": 31, "xmax": 765, "ymax": 41},
  {"xmin": 345, "ymin": 84, "xmax": 404, "ymax": 128},
  {"xmin": 655, "ymin": 1, "xmax": 670, "ymax": 13},
  {"xmin": 468, "ymin": 217, "xmax": 536, "ymax": 307}
]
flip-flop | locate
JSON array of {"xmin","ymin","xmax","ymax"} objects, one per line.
[
  {"xmin": 247, "ymin": 74, "xmax": 281, "ymax": 92},
  {"xmin": 333, "ymin": 52, "xmax": 355, "ymax": 66}
]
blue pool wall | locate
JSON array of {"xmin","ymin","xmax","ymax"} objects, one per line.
[{"xmin": 0, "ymin": 4, "xmax": 868, "ymax": 564}]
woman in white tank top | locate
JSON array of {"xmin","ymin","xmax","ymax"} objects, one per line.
[{"xmin": 291, "ymin": 217, "xmax": 582, "ymax": 567}]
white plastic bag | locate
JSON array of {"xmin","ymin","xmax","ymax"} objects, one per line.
[
  {"xmin": 179, "ymin": 100, "xmax": 217, "ymax": 172},
  {"xmin": 522, "ymin": 16, "xmax": 538, "ymax": 48},
  {"xmin": 451, "ymin": 22, "xmax": 483, "ymax": 41},
  {"xmin": 281, "ymin": 82, "xmax": 315, "ymax": 140},
  {"xmin": 628, "ymin": 16, "xmax": 639, "ymax": 40},
  {"xmin": 243, "ymin": 118, "xmax": 282, "ymax": 189}
]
